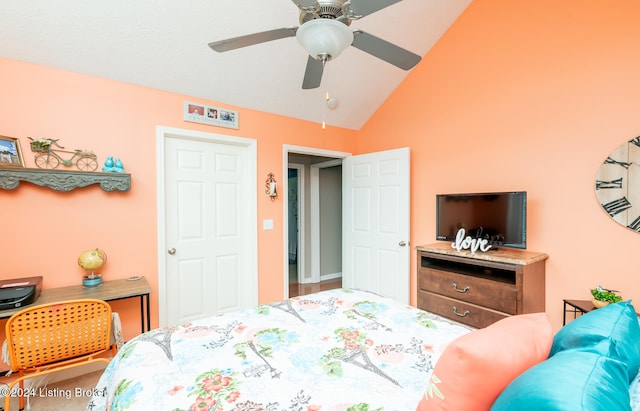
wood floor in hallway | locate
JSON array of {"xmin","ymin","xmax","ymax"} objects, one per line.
[{"xmin": 289, "ymin": 277, "xmax": 342, "ymax": 298}]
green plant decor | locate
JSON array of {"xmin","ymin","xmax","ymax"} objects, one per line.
[{"xmin": 591, "ymin": 286, "xmax": 623, "ymax": 304}]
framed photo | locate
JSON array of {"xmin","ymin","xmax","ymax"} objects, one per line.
[
  {"xmin": 0, "ymin": 135, "xmax": 25, "ymax": 168},
  {"xmin": 183, "ymin": 101, "xmax": 239, "ymax": 129}
]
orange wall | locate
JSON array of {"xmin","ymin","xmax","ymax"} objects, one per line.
[
  {"xmin": 2, "ymin": 0, "xmax": 640, "ymax": 362},
  {"xmin": 0, "ymin": 56, "xmax": 357, "ymax": 355},
  {"xmin": 359, "ymin": 0, "xmax": 640, "ymax": 329}
]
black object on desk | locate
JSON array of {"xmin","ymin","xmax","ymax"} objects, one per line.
[{"xmin": 0, "ymin": 276, "xmax": 43, "ymax": 310}]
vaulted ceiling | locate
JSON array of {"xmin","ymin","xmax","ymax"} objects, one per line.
[{"xmin": 0, "ymin": 0, "xmax": 471, "ymax": 130}]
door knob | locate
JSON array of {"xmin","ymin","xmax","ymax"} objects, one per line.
[
  {"xmin": 168, "ymin": 248, "xmax": 176, "ymax": 255},
  {"xmin": 398, "ymin": 241, "xmax": 407, "ymax": 247}
]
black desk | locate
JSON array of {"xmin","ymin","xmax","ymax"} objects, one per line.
[{"xmin": 0, "ymin": 277, "xmax": 152, "ymax": 333}]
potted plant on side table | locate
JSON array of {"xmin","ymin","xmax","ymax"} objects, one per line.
[{"xmin": 590, "ymin": 286, "xmax": 623, "ymax": 308}]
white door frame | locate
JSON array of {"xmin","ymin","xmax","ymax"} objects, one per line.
[
  {"xmin": 288, "ymin": 163, "xmax": 305, "ymax": 285},
  {"xmin": 282, "ymin": 145, "xmax": 351, "ymax": 298},
  {"xmin": 157, "ymin": 126, "xmax": 258, "ymax": 326},
  {"xmin": 310, "ymin": 159, "xmax": 342, "ymax": 283}
]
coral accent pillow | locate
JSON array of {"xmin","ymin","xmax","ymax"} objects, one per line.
[{"xmin": 416, "ymin": 313, "xmax": 553, "ymax": 411}]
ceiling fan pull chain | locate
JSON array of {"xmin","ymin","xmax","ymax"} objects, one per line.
[
  {"xmin": 322, "ymin": 90, "xmax": 329, "ymax": 129},
  {"xmin": 322, "ymin": 60, "xmax": 330, "ymax": 129}
]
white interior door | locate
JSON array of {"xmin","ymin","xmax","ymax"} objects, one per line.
[
  {"xmin": 342, "ymin": 147, "xmax": 410, "ymax": 304},
  {"xmin": 158, "ymin": 127, "xmax": 257, "ymax": 326}
]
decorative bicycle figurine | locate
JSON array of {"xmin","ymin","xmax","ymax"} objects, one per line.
[{"xmin": 28, "ymin": 137, "xmax": 98, "ymax": 171}]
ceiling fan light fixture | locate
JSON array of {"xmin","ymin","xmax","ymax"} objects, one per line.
[{"xmin": 296, "ymin": 19, "xmax": 354, "ymax": 61}]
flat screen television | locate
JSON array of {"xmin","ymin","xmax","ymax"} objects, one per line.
[{"xmin": 436, "ymin": 191, "xmax": 527, "ymax": 249}]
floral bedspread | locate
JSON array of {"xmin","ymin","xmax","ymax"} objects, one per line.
[{"xmin": 87, "ymin": 288, "xmax": 471, "ymax": 411}]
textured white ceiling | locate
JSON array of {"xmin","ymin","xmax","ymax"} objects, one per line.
[{"xmin": 0, "ymin": 0, "xmax": 471, "ymax": 130}]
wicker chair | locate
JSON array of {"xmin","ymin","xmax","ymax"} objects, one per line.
[{"xmin": 4, "ymin": 299, "xmax": 117, "ymax": 410}]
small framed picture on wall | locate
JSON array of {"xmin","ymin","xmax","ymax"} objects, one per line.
[
  {"xmin": 183, "ymin": 101, "xmax": 239, "ymax": 129},
  {"xmin": 0, "ymin": 135, "xmax": 25, "ymax": 168}
]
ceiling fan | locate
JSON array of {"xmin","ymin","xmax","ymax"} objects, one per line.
[{"xmin": 208, "ymin": 0, "xmax": 422, "ymax": 89}]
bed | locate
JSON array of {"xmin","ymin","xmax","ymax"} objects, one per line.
[
  {"xmin": 86, "ymin": 288, "xmax": 471, "ymax": 411},
  {"xmin": 87, "ymin": 289, "xmax": 640, "ymax": 411}
]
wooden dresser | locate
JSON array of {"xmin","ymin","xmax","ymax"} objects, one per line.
[{"xmin": 417, "ymin": 243, "xmax": 547, "ymax": 328}]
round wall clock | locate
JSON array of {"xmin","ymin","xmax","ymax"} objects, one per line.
[{"xmin": 595, "ymin": 136, "xmax": 640, "ymax": 232}]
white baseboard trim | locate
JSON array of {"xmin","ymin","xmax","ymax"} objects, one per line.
[{"xmin": 320, "ymin": 272, "xmax": 342, "ymax": 282}]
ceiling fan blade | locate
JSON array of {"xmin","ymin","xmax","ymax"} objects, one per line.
[
  {"xmin": 301, "ymin": 55, "xmax": 324, "ymax": 89},
  {"xmin": 291, "ymin": 0, "xmax": 318, "ymax": 9},
  {"xmin": 348, "ymin": 0, "xmax": 402, "ymax": 17},
  {"xmin": 209, "ymin": 27, "xmax": 298, "ymax": 52},
  {"xmin": 351, "ymin": 30, "xmax": 421, "ymax": 70}
]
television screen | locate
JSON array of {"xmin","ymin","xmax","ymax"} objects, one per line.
[{"xmin": 436, "ymin": 191, "xmax": 527, "ymax": 249}]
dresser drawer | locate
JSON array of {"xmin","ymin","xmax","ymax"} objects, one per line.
[
  {"xmin": 418, "ymin": 291, "xmax": 510, "ymax": 328},
  {"xmin": 419, "ymin": 268, "xmax": 517, "ymax": 314}
]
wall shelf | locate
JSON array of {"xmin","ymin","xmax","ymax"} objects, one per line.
[{"xmin": 0, "ymin": 168, "xmax": 131, "ymax": 192}]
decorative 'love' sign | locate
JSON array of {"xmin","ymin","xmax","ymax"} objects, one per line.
[{"xmin": 451, "ymin": 228, "xmax": 492, "ymax": 253}]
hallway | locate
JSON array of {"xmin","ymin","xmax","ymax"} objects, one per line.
[
  {"xmin": 289, "ymin": 277, "xmax": 342, "ymax": 298},
  {"xmin": 288, "ymin": 263, "xmax": 341, "ymax": 298}
]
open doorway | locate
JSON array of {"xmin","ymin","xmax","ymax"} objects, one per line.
[
  {"xmin": 284, "ymin": 146, "xmax": 411, "ymax": 303},
  {"xmin": 284, "ymin": 146, "xmax": 350, "ymax": 298}
]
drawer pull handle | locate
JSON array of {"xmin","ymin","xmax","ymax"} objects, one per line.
[
  {"xmin": 452, "ymin": 283, "xmax": 470, "ymax": 293},
  {"xmin": 452, "ymin": 306, "xmax": 470, "ymax": 317}
]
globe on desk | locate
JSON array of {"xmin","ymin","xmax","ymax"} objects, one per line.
[{"xmin": 78, "ymin": 248, "xmax": 107, "ymax": 287}]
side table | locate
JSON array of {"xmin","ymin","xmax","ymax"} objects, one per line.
[{"xmin": 562, "ymin": 299, "xmax": 594, "ymax": 325}]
